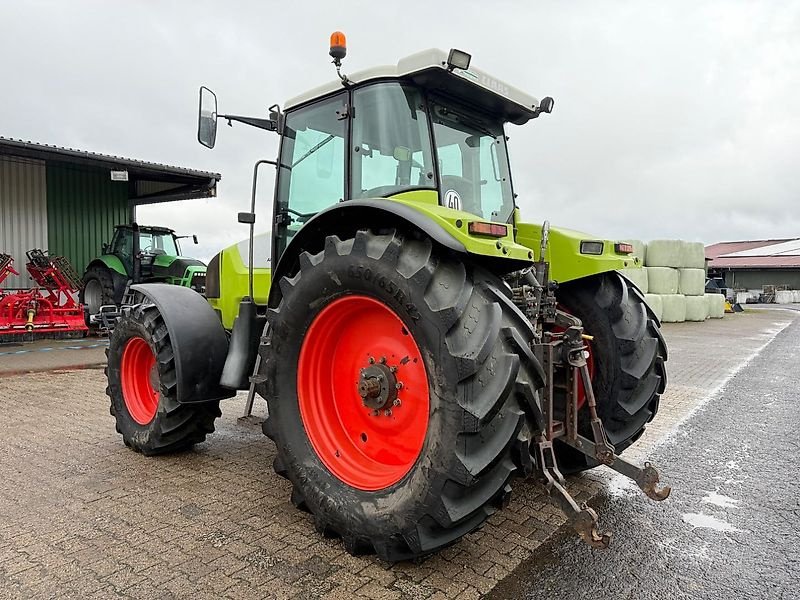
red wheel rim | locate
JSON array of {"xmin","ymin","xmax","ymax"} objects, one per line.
[
  {"xmin": 121, "ymin": 337, "xmax": 159, "ymax": 425},
  {"xmin": 297, "ymin": 295, "xmax": 430, "ymax": 491},
  {"xmin": 553, "ymin": 306, "xmax": 596, "ymax": 409}
]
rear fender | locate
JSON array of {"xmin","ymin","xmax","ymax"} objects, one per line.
[
  {"xmin": 270, "ymin": 197, "xmax": 532, "ymax": 307},
  {"xmin": 94, "ymin": 255, "xmax": 128, "ymax": 277},
  {"xmin": 130, "ymin": 283, "xmax": 235, "ymax": 404}
]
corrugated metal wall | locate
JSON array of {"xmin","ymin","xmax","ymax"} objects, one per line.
[
  {"xmin": 47, "ymin": 163, "xmax": 130, "ymax": 276},
  {"xmin": 0, "ymin": 156, "xmax": 48, "ymax": 288},
  {"xmin": 724, "ymin": 269, "xmax": 800, "ymax": 290}
]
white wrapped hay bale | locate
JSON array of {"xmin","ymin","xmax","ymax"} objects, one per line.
[
  {"xmin": 661, "ymin": 294, "xmax": 686, "ymax": 323},
  {"xmin": 775, "ymin": 290, "xmax": 794, "ymax": 304},
  {"xmin": 620, "ymin": 267, "xmax": 648, "ymax": 293},
  {"xmin": 644, "ymin": 293, "xmax": 663, "ymax": 320},
  {"xmin": 623, "ymin": 239, "xmax": 647, "ymax": 264},
  {"xmin": 645, "ymin": 240, "xmax": 683, "ymax": 267},
  {"xmin": 705, "ymin": 293, "xmax": 725, "ymax": 318},
  {"xmin": 794, "ymin": 290, "xmax": 800, "ymax": 303},
  {"xmin": 647, "ymin": 267, "xmax": 679, "ymax": 294},
  {"xmin": 681, "ymin": 241, "xmax": 706, "ymax": 269},
  {"xmin": 685, "ymin": 295, "xmax": 708, "ymax": 321},
  {"xmin": 678, "ymin": 268, "xmax": 705, "ymax": 296}
]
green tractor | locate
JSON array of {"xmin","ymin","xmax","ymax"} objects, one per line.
[
  {"xmin": 104, "ymin": 38, "xmax": 668, "ymax": 561},
  {"xmin": 81, "ymin": 223, "xmax": 206, "ymax": 322}
]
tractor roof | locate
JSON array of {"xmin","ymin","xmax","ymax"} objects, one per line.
[
  {"xmin": 115, "ymin": 224, "xmax": 176, "ymax": 235},
  {"xmin": 284, "ymin": 49, "xmax": 541, "ymax": 125}
]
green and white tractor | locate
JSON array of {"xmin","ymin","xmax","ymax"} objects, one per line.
[
  {"xmin": 81, "ymin": 223, "xmax": 205, "ymax": 323},
  {"xmin": 104, "ymin": 37, "xmax": 669, "ymax": 561}
]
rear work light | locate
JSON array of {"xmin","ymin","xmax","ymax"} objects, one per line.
[
  {"xmin": 468, "ymin": 222, "xmax": 508, "ymax": 237},
  {"xmin": 579, "ymin": 240, "xmax": 604, "ymax": 255},
  {"xmin": 614, "ymin": 242, "xmax": 634, "ymax": 254}
]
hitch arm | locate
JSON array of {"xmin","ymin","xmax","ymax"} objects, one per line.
[
  {"xmin": 534, "ymin": 438, "xmax": 611, "ymax": 548},
  {"xmin": 562, "ymin": 434, "xmax": 671, "ymax": 501}
]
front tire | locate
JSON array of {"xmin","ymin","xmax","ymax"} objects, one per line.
[
  {"xmin": 554, "ymin": 272, "xmax": 667, "ymax": 472},
  {"xmin": 258, "ymin": 230, "xmax": 544, "ymax": 561},
  {"xmin": 105, "ymin": 303, "xmax": 221, "ymax": 455}
]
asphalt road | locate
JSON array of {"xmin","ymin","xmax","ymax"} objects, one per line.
[{"xmin": 492, "ymin": 314, "xmax": 800, "ymax": 600}]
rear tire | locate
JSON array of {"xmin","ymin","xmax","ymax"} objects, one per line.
[
  {"xmin": 105, "ymin": 303, "xmax": 221, "ymax": 455},
  {"xmin": 258, "ymin": 230, "xmax": 544, "ymax": 561},
  {"xmin": 553, "ymin": 271, "xmax": 667, "ymax": 472}
]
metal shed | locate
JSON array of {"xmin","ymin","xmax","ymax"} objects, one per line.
[
  {"xmin": 0, "ymin": 137, "xmax": 220, "ymax": 288},
  {"xmin": 706, "ymin": 239, "xmax": 800, "ymax": 290}
]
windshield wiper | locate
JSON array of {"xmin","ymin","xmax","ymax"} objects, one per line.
[{"xmin": 292, "ymin": 134, "xmax": 335, "ymax": 168}]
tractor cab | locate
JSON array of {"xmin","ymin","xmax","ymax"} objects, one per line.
[
  {"xmin": 108, "ymin": 224, "xmax": 185, "ymax": 278},
  {"xmin": 198, "ymin": 45, "xmax": 553, "ymax": 265},
  {"xmin": 274, "ymin": 49, "xmax": 553, "ymax": 259}
]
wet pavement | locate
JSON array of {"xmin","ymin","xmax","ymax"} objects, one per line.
[
  {"xmin": 0, "ymin": 310, "xmax": 796, "ymax": 598},
  {"xmin": 491, "ymin": 314, "xmax": 800, "ymax": 599},
  {"xmin": 0, "ymin": 336, "xmax": 107, "ymax": 375}
]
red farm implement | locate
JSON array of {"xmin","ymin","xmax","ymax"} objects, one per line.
[{"xmin": 0, "ymin": 250, "xmax": 87, "ymax": 338}]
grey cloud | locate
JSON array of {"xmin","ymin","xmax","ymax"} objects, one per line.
[{"xmin": 3, "ymin": 0, "xmax": 798, "ymax": 261}]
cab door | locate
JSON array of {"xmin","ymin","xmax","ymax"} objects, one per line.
[{"xmin": 273, "ymin": 93, "xmax": 348, "ymax": 261}]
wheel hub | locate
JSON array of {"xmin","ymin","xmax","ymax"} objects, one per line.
[{"xmin": 358, "ymin": 362, "xmax": 398, "ymax": 410}]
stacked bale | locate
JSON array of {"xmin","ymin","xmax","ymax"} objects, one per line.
[
  {"xmin": 648, "ymin": 266, "xmax": 679, "ymax": 294},
  {"xmin": 638, "ymin": 238, "xmax": 714, "ymax": 323},
  {"xmin": 644, "ymin": 293, "xmax": 663, "ymax": 320},
  {"xmin": 620, "ymin": 266, "xmax": 648, "ymax": 293},
  {"xmin": 685, "ymin": 295, "xmax": 708, "ymax": 321},
  {"xmin": 661, "ymin": 294, "xmax": 686, "ymax": 322},
  {"xmin": 705, "ymin": 293, "xmax": 725, "ymax": 319}
]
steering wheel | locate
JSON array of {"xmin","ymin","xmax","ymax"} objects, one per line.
[
  {"xmin": 286, "ymin": 208, "xmax": 315, "ymax": 223},
  {"xmin": 441, "ymin": 175, "xmax": 479, "ymax": 214}
]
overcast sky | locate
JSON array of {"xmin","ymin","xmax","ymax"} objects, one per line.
[{"xmin": 3, "ymin": 1, "xmax": 798, "ymax": 261}]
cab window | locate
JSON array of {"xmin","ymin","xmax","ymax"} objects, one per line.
[
  {"xmin": 352, "ymin": 83, "xmax": 435, "ymax": 198},
  {"xmin": 276, "ymin": 93, "xmax": 347, "ymax": 255},
  {"xmin": 430, "ymin": 98, "xmax": 514, "ymax": 222}
]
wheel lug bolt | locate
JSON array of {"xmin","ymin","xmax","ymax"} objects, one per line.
[
  {"xmin": 395, "ymin": 382, "xmax": 403, "ymax": 390},
  {"xmin": 384, "ymin": 409, "xmax": 392, "ymax": 417},
  {"xmin": 379, "ymin": 356, "xmax": 386, "ymax": 364},
  {"xmin": 368, "ymin": 357, "xmax": 375, "ymax": 364},
  {"xmin": 371, "ymin": 410, "xmax": 379, "ymax": 417},
  {"xmin": 390, "ymin": 366, "xmax": 397, "ymax": 373},
  {"xmin": 393, "ymin": 399, "xmax": 401, "ymax": 407}
]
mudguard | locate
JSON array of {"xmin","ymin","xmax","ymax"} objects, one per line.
[
  {"xmin": 130, "ymin": 283, "xmax": 235, "ymax": 404},
  {"xmin": 270, "ymin": 198, "xmax": 532, "ymax": 307}
]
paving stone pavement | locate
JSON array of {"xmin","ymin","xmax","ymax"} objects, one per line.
[{"xmin": 0, "ymin": 310, "xmax": 794, "ymax": 599}]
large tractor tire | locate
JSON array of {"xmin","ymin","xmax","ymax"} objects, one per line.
[
  {"xmin": 554, "ymin": 271, "xmax": 667, "ymax": 472},
  {"xmin": 258, "ymin": 230, "xmax": 544, "ymax": 562},
  {"xmin": 80, "ymin": 264, "xmax": 117, "ymax": 317},
  {"xmin": 105, "ymin": 303, "xmax": 221, "ymax": 455}
]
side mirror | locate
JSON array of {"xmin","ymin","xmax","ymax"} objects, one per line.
[
  {"xmin": 539, "ymin": 96, "xmax": 555, "ymax": 114},
  {"xmin": 198, "ymin": 86, "xmax": 218, "ymax": 149},
  {"xmin": 101, "ymin": 243, "xmax": 109, "ymax": 254},
  {"xmin": 238, "ymin": 212, "xmax": 256, "ymax": 224},
  {"xmin": 192, "ymin": 235, "xmax": 198, "ymax": 245}
]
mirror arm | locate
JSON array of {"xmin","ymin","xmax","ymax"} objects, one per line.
[{"xmin": 219, "ymin": 114, "xmax": 279, "ymax": 132}]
